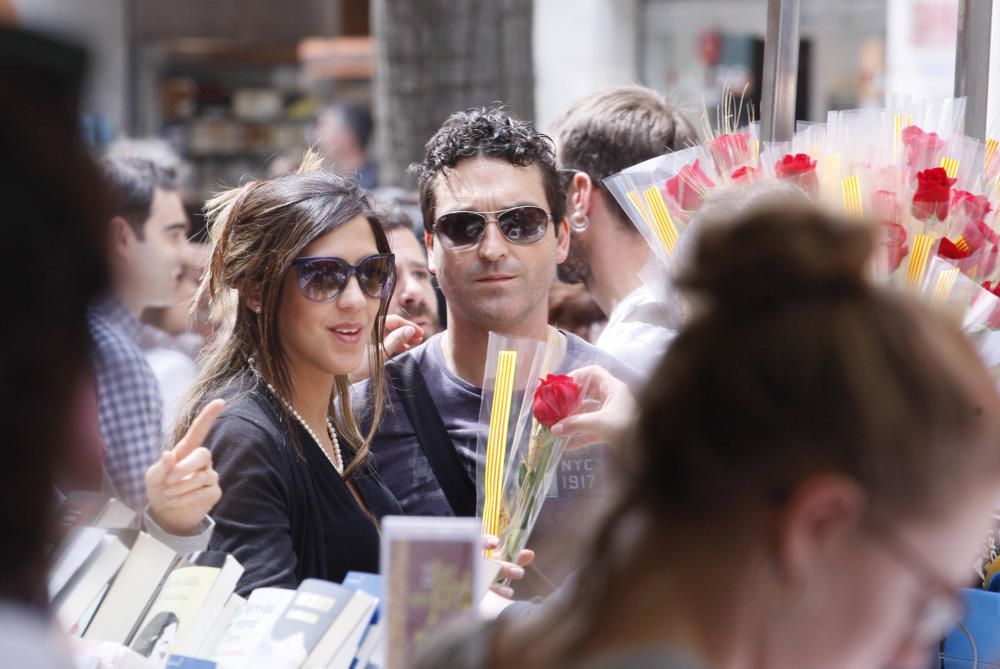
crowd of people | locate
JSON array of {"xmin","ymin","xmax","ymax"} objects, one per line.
[{"xmin": 3, "ymin": 19, "xmax": 1000, "ymax": 669}]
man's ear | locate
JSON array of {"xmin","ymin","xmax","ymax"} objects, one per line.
[
  {"xmin": 425, "ymin": 231, "xmax": 438, "ymax": 275},
  {"xmin": 554, "ymin": 215, "xmax": 570, "ymax": 263},
  {"xmin": 772, "ymin": 474, "xmax": 867, "ymax": 588},
  {"xmin": 569, "ymin": 171, "xmax": 595, "ymax": 216},
  {"xmin": 109, "ymin": 216, "xmax": 136, "ymax": 259}
]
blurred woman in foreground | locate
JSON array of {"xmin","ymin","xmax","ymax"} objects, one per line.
[{"xmin": 421, "ymin": 197, "xmax": 1000, "ymax": 669}]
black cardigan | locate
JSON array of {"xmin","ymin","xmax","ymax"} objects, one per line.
[{"xmin": 205, "ymin": 376, "xmax": 402, "ymax": 595}]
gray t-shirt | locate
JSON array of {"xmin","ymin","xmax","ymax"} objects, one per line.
[{"xmin": 362, "ymin": 331, "xmax": 637, "ymax": 595}]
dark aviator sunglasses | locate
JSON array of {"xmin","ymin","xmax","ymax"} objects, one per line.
[
  {"xmin": 433, "ymin": 205, "xmax": 553, "ymax": 251},
  {"xmin": 291, "ymin": 253, "xmax": 396, "ymax": 302}
]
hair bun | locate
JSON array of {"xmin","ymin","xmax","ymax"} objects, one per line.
[{"xmin": 678, "ymin": 201, "xmax": 874, "ymax": 311}]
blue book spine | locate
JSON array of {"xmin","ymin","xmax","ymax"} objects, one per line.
[
  {"xmin": 166, "ymin": 655, "xmax": 217, "ymax": 669},
  {"xmin": 342, "ymin": 572, "xmax": 383, "ymax": 620}
]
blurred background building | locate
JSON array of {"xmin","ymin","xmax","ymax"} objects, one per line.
[{"xmin": 11, "ymin": 0, "xmax": 998, "ymax": 202}]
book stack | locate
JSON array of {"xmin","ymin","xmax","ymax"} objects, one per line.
[{"xmin": 50, "ymin": 497, "xmax": 483, "ymax": 668}]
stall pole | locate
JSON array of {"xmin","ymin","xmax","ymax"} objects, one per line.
[
  {"xmin": 954, "ymin": 0, "xmax": 993, "ymax": 140},
  {"xmin": 760, "ymin": 0, "xmax": 801, "ymax": 142}
]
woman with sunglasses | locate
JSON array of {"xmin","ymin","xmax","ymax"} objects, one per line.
[
  {"xmin": 416, "ymin": 198, "xmax": 1000, "ymax": 669},
  {"xmin": 172, "ymin": 159, "xmax": 408, "ymax": 595}
]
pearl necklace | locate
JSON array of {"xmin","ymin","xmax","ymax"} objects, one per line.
[{"xmin": 249, "ymin": 358, "xmax": 344, "ymax": 474}]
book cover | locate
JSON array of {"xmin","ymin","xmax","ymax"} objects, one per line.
[
  {"xmin": 84, "ymin": 531, "xmax": 178, "ymax": 644},
  {"xmin": 131, "ymin": 551, "xmax": 241, "ymax": 665},
  {"xmin": 341, "ymin": 573, "xmax": 383, "ymax": 669},
  {"xmin": 195, "ymin": 592, "xmax": 246, "ymax": 661},
  {"xmin": 48, "ymin": 525, "xmax": 105, "ymax": 601},
  {"xmin": 305, "ymin": 590, "xmax": 378, "ymax": 669},
  {"xmin": 351, "ymin": 618, "xmax": 383, "ymax": 669},
  {"xmin": 214, "ymin": 587, "xmax": 295, "ymax": 668},
  {"xmin": 245, "ymin": 579, "xmax": 354, "ymax": 669},
  {"xmin": 342, "ymin": 572, "xmax": 383, "ymax": 622},
  {"xmin": 173, "ymin": 553, "xmax": 244, "ymax": 657},
  {"xmin": 55, "ymin": 491, "xmax": 136, "ymax": 536},
  {"xmin": 380, "ymin": 516, "xmax": 480, "ymax": 669},
  {"xmin": 54, "ymin": 529, "xmax": 136, "ymax": 636}
]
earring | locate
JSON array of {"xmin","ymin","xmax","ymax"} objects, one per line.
[
  {"xmin": 570, "ymin": 210, "xmax": 590, "ymax": 233},
  {"xmin": 254, "ymin": 306, "xmax": 261, "ymax": 314}
]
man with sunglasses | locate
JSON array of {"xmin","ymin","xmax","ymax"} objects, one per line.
[
  {"xmin": 553, "ymin": 86, "xmax": 698, "ymax": 379},
  {"xmin": 363, "ymin": 106, "xmax": 636, "ymax": 598}
]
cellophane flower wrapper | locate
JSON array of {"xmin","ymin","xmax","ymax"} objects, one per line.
[
  {"xmin": 705, "ymin": 125, "xmax": 760, "ymax": 180},
  {"xmin": 492, "ymin": 364, "xmax": 597, "ymax": 566},
  {"xmin": 984, "ymin": 116, "xmax": 1000, "ymax": 189},
  {"xmin": 475, "ymin": 333, "xmax": 548, "ymax": 553},
  {"xmin": 893, "ymin": 136, "xmax": 991, "ymax": 288},
  {"xmin": 474, "ymin": 333, "xmax": 598, "ymax": 565},
  {"xmin": 919, "ymin": 254, "xmax": 1000, "ymax": 377},
  {"xmin": 604, "ymin": 145, "xmax": 722, "ymax": 270}
]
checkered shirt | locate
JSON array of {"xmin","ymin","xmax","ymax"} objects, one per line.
[{"xmin": 88, "ymin": 296, "xmax": 164, "ymax": 509}]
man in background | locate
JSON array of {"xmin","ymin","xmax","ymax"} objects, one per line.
[
  {"xmin": 316, "ymin": 101, "xmax": 379, "ymax": 189},
  {"xmin": 552, "ymin": 85, "xmax": 698, "ymax": 379},
  {"xmin": 378, "ymin": 201, "xmax": 441, "ymax": 336},
  {"xmin": 90, "ymin": 157, "xmax": 190, "ymax": 508}
]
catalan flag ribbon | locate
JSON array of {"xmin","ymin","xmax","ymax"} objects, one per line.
[
  {"xmin": 481, "ymin": 350, "xmax": 517, "ymax": 556},
  {"xmin": 906, "ymin": 234, "xmax": 934, "ymax": 288},
  {"xmin": 930, "ymin": 267, "xmax": 960, "ymax": 304},
  {"xmin": 940, "ymin": 156, "xmax": 960, "ymax": 179},
  {"xmin": 626, "ymin": 187, "xmax": 680, "ymax": 256},
  {"xmin": 842, "ymin": 175, "xmax": 863, "ymax": 217}
]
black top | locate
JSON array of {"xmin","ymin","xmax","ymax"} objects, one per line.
[{"xmin": 205, "ymin": 374, "xmax": 402, "ymax": 596}]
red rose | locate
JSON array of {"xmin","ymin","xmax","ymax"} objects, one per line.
[
  {"xmin": 774, "ymin": 153, "xmax": 819, "ymax": 194},
  {"xmin": 880, "ymin": 222, "xmax": 908, "ymax": 273},
  {"xmin": 872, "ymin": 189, "xmax": 902, "ymax": 225},
  {"xmin": 886, "ymin": 242, "xmax": 909, "ymax": 273},
  {"xmin": 730, "ymin": 165, "xmax": 759, "ymax": 183},
  {"xmin": 952, "ymin": 190, "xmax": 993, "ymax": 225},
  {"xmin": 882, "ymin": 222, "xmax": 907, "ymax": 246},
  {"xmin": 937, "ymin": 237, "xmax": 971, "ymax": 260},
  {"xmin": 709, "ymin": 132, "xmax": 752, "ymax": 173},
  {"xmin": 911, "ymin": 167, "xmax": 956, "ymax": 221},
  {"xmin": 901, "ymin": 125, "xmax": 947, "ymax": 169},
  {"xmin": 963, "ymin": 219, "xmax": 999, "ymax": 252},
  {"xmin": 665, "ymin": 160, "xmax": 716, "ymax": 211},
  {"xmin": 532, "ymin": 373, "xmax": 582, "ymax": 429}
]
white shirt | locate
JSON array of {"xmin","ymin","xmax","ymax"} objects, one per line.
[
  {"xmin": 144, "ymin": 346, "xmax": 198, "ymax": 435},
  {"xmin": 595, "ymin": 284, "xmax": 676, "ymax": 381}
]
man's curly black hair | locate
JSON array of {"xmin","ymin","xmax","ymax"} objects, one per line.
[{"xmin": 410, "ymin": 106, "xmax": 566, "ymax": 234}]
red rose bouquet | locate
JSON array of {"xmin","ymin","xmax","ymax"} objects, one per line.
[
  {"xmin": 604, "ymin": 144, "xmax": 725, "ymax": 269},
  {"xmin": 774, "ymin": 152, "xmax": 820, "ymax": 196},
  {"xmin": 665, "ymin": 159, "xmax": 716, "ymax": 212},
  {"xmin": 708, "ymin": 131, "xmax": 754, "ymax": 174},
  {"xmin": 911, "ymin": 167, "xmax": 956, "ymax": 222},
  {"xmin": 476, "ymin": 334, "xmax": 593, "ymax": 564}
]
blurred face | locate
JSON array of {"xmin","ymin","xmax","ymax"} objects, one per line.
[
  {"xmin": 774, "ymin": 480, "xmax": 999, "ymax": 669},
  {"xmin": 316, "ymin": 111, "xmax": 359, "ymax": 166},
  {"xmin": 427, "ymin": 157, "xmax": 569, "ymax": 333},
  {"xmin": 278, "ymin": 215, "xmax": 385, "ymax": 382},
  {"xmin": 133, "ymin": 187, "xmax": 189, "ymax": 308},
  {"xmin": 386, "ymin": 227, "xmax": 438, "ymax": 335}
]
